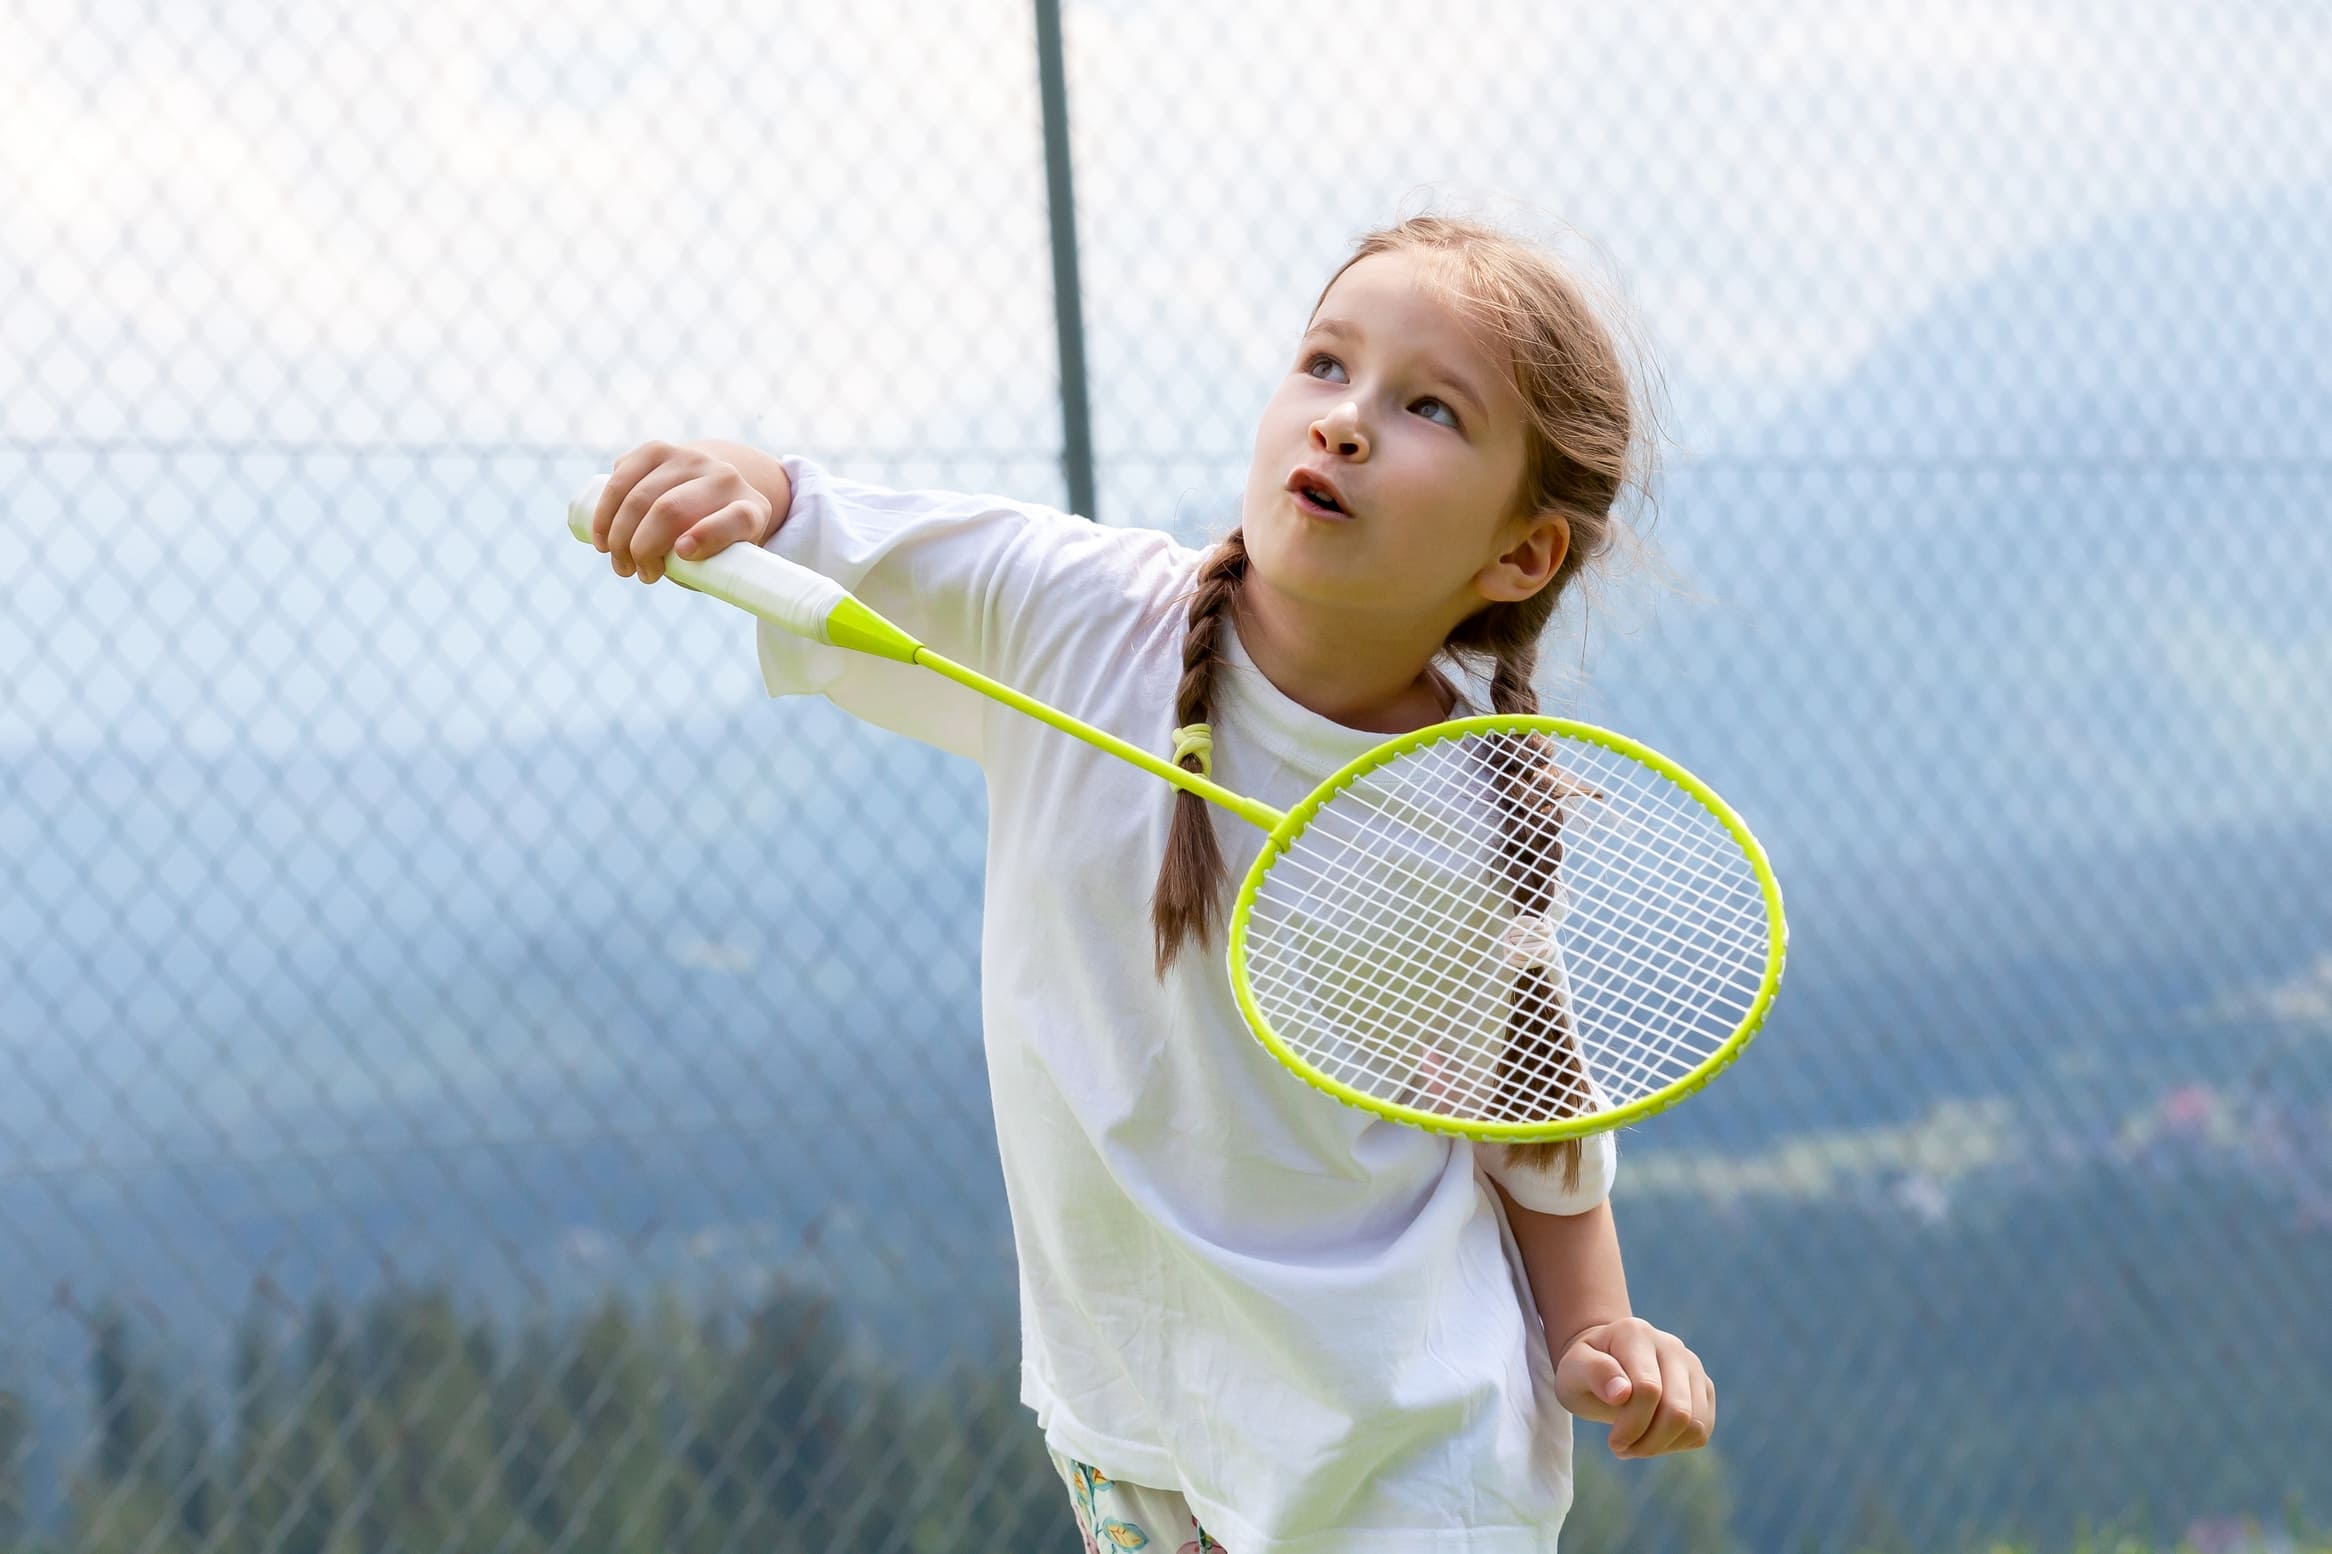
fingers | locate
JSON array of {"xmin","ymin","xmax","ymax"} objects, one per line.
[
  {"xmin": 630, "ymin": 477, "xmax": 735, "ymax": 586},
  {"xmin": 1649, "ymin": 1338, "xmax": 1698, "ymax": 1454},
  {"xmin": 671, "ymin": 499, "xmax": 768, "ymax": 567},
  {"xmin": 592, "ymin": 442, "xmax": 689, "ymax": 579},
  {"xmin": 610, "ymin": 461, "xmax": 701, "ymax": 584},
  {"xmin": 590, "ymin": 442, "xmax": 768, "ymax": 585},
  {"xmin": 1607, "ymin": 1324, "xmax": 1713, "ymax": 1459},
  {"xmin": 1553, "ymin": 1339, "xmax": 1632, "ymax": 1424},
  {"xmin": 1600, "ymin": 1319, "xmax": 1664, "ymax": 1455},
  {"xmin": 591, "ymin": 441, "xmax": 679, "ymax": 560}
]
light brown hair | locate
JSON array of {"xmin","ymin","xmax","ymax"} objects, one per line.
[{"xmin": 1151, "ymin": 213, "xmax": 1662, "ymax": 1184}]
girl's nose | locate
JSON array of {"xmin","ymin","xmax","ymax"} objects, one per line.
[{"xmin": 1313, "ymin": 406, "xmax": 1367, "ymax": 458}]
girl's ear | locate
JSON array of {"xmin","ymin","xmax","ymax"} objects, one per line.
[{"xmin": 1476, "ymin": 512, "xmax": 1570, "ymax": 603}]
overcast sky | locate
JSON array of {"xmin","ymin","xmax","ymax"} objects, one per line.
[
  {"xmin": 5, "ymin": 0, "xmax": 2326, "ymax": 454},
  {"xmin": 1, "ymin": 0, "xmax": 2327, "ymax": 752}
]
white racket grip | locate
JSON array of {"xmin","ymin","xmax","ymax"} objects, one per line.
[{"xmin": 566, "ymin": 478, "xmax": 848, "ymax": 645}]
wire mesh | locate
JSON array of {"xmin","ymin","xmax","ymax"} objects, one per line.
[{"xmin": 4, "ymin": 3, "xmax": 2330, "ymax": 1551}]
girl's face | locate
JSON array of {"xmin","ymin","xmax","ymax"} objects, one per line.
[{"xmin": 1241, "ymin": 249, "xmax": 1542, "ymax": 629}]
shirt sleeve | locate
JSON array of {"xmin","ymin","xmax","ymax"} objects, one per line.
[
  {"xmin": 1474, "ymin": 1127, "xmax": 1618, "ymax": 1217},
  {"xmin": 752, "ymin": 455, "xmax": 1080, "ymax": 764}
]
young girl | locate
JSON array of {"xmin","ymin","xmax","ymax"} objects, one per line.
[{"xmin": 591, "ymin": 214, "xmax": 1714, "ymax": 1552}]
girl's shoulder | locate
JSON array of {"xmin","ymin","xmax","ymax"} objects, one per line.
[
  {"xmin": 985, "ymin": 511, "xmax": 1209, "ymax": 654},
  {"xmin": 999, "ymin": 504, "xmax": 1202, "ymax": 590}
]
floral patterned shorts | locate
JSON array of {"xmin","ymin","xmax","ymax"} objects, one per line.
[{"xmin": 1049, "ymin": 1449, "xmax": 1229, "ymax": 1552}]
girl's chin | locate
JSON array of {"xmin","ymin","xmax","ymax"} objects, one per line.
[
  {"xmin": 1241, "ymin": 539, "xmax": 1392, "ymax": 606},
  {"xmin": 1252, "ymin": 507, "xmax": 1361, "ymax": 556}
]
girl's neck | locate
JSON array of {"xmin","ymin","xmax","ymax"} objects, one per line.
[{"xmin": 1232, "ymin": 578, "xmax": 1455, "ymax": 736}]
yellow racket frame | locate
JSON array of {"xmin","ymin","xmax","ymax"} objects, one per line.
[{"xmin": 1227, "ymin": 715, "xmax": 1788, "ymax": 1142}]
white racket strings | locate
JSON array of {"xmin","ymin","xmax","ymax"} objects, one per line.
[{"xmin": 1243, "ymin": 729, "xmax": 1770, "ymax": 1128}]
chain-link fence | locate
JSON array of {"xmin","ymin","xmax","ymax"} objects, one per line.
[{"xmin": 5, "ymin": 3, "xmax": 2331, "ymax": 1551}]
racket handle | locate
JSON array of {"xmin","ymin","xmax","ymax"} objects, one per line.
[{"xmin": 565, "ymin": 479, "xmax": 923, "ymax": 662}]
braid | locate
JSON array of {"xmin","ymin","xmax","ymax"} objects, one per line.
[
  {"xmin": 1485, "ymin": 641, "xmax": 1590, "ymax": 1189},
  {"xmin": 1149, "ymin": 530, "xmax": 1250, "ymax": 977},
  {"xmin": 1489, "ymin": 649, "xmax": 1539, "ymax": 722}
]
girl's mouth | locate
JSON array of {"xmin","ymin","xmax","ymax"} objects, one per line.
[{"xmin": 1291, "ymin": 487, "xmax": 1352, "ymax": 521}]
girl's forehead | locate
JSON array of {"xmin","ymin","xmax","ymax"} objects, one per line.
[
  {"xmin": 1324, "ymin": 250, "xmax": 1463, "ymax": 317},
  {"xmin": 1323, "ymin": 256, "xmax": 1498, "ymax": 348}
]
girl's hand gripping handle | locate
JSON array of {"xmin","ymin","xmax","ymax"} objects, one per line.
[{"xmin": 566, "ymin": 479, "xmax": 923, "ymax": 663}]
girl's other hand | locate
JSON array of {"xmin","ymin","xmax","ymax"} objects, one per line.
[{"xmin": 1552, "ymin": 1316, "xmax": 1715, "ymax": 1459}]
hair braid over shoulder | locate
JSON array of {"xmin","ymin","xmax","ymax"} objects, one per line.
[{"xmin": 1149, "ymin": 529, "xmax": 1250, "ymax": 977}]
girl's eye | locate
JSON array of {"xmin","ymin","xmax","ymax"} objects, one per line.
[{"xmin": 1302, "ymin": 353, "xmax": 1461, "ymax": 430}]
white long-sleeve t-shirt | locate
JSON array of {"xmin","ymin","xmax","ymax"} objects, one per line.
[{"xmin": 752, "ymin": 456, "xmax": 1618, "ymax": 1553}]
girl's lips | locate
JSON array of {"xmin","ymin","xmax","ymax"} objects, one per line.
[
  {"xmin": 1286, "ymin": 466, "xmax": 1356, "ymax": 518},
  {"xmin": 1290, "ymin": 486, "xmax": 1355, "ymax": 522}
]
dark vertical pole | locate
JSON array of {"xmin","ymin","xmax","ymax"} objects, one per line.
[{"xmin": 1032, "ymin": 0, "xmax": 1097, "ymax": 521}]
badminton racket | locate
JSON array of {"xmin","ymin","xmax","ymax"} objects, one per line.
[{"xmin": 566, "ymin": 479, "xmax": 1786, "ymax": 1143}]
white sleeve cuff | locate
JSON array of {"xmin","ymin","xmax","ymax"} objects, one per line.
[{"xmin": 1476, "ymin": 1127, "xmax": 1618, "ymax": 1216}]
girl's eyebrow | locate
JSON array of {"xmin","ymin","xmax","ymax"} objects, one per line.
[{"xmin": 1303, "ymin": 315, "xmax": 1488, "ymax": 421}]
